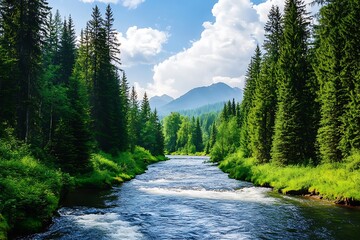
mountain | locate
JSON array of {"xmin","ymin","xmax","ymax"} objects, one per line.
[
  {"xmin": 158, "ymin": 82, "xmax": 243, "ymax": 116},
  {"xmin": 149, "ymin": 94, "xmax": 174, "ymax": 110}
]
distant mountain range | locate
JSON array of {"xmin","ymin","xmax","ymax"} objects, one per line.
[
  {"xmin": 149, "ymin": 94, "xmax": 174, "ymax": 110},
  {"xmin": 150, "ymin": 82, "xmax": 243, "ymax": 116}
]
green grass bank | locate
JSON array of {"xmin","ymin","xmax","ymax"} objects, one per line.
[
  {"xmin": 219, "ymin": 150, "xmax": 360, "ymax": 205},
  {"xmin": 0, "ymin": 135, "xmax": 166, "ymax": 239}
]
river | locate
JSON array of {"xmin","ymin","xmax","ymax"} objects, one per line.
[{"xmin": 24, "ymin": 156, "xmax": 360, "ymax": 240}]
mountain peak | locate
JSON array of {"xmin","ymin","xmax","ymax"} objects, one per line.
[
  {"xmin": 149, "ymin": 94, "xmax": 174, "ymax": 110},
  {"xmin": 156, "ymin": 82, "xmax": 243, "ymax": 116}
]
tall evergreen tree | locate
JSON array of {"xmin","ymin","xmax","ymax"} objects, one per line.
[
  {"xmin": 139, "ymin": 92, "xmax": 151, "ymax": 147},
  {"xmin": 128, "ymin": 86, "xmax": 140, "ymax": 152},
  {"xmin": 59, "ymin": 15, "xmax": 76, "ymax": 84},
  {"xmin": 248, "ymin": 5, "xmax": 282, "ymax": 163},
  {"xmin": 240, "ymin": 45, "xmax": 261, "ymax": 157},
  {"xmin": 87, "ymin": 5, "xmax": 123, "ymax": 153},
  {"xmin": 104, "ymin": 4, "xmax": 121, "ymax": 65},
  {"xmin": 314, "ymin": 0, "xmax": 349, "ymax": 163},
  {"xmin": 338, "ymin": 0, "xmax": 360, "ymax": 157},
  {"xmin": 193, "ymin": 118, "xmax": 203, "ymax": 152},
  {"xmin": 271, "ymin": 0, "xmax": 313, "ymax": 165},
  {"xmin": 0, "ymin": 0, "xmax": 49, "ymax": 142}
]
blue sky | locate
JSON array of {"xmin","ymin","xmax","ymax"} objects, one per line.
[{"xmin": 47, "ymin": 0, "xmax": 318, "ymax": 99}]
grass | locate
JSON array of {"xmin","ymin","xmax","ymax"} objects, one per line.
[
  {"xmin": 76, "ymin": 146, "xmax": 166, "ymax": 188},
  {"xmin": 0, "ymin": 130, "xmax": 166, "ymax": 239},
  {"xmin": 219, "ymin": 150, "xmax": 360, "ymax": 205}
]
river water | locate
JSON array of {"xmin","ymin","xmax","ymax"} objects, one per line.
[{"xmin": 25, "ymin": 156, "xmax": 360, "ymax": 240}]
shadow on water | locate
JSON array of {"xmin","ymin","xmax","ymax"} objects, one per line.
[{"xmin": 61, "ymin": 188, "xmax": 116, "ymax": 209}]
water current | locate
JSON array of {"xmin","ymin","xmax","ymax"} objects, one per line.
[{"xmin": 24, "ymin": 156, "xmax": 360, "ymax": 239}]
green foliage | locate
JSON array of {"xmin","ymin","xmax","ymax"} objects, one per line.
[
  {"xmin": 220, "ymin": 150, "xmax": 360, "ymax": 203},
  {"xmin": 271, "ymin": 0, "xmax": 314, "ymax": 165},
  {"xmin": 210, "ymin": 117, "xmax": 239, "ymax": 162},
  {"xmin": 76, "ymin": 147, "xmax": 162, "ymax": 188},
  {"xmin": 0, "ymin": 214, "xmax": 9, "ymax": 240},
  {"xmin": 163, "ymin": 112, "xmax": 182, "ymax": 153},
  {"xmin": 0, "ymin": 137, "xmax": 66, "ymax": 236},
  {"xmin": 240, "ymin": 46, "xmax": 261, "ymax": 157}
]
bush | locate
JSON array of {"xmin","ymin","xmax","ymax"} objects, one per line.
[
  {"xmin": 0, "ymin": 157, "xmax": 64, "ymax": 235},
  {"xmin": 0, "ymin": 131, "xmax": 67, "ymax": 237},
  {"xmin": 0, "ymin": 214, "xmax": 9, "ymax": 240}
]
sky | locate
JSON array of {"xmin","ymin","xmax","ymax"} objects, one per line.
[{"xmin": 47, "ymin": 0, "xmax": 319, "ymax": 99}]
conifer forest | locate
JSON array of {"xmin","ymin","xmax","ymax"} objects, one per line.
[{"xmin": 1, "ymin": 0, "xmax": 360, "ymax": 239}]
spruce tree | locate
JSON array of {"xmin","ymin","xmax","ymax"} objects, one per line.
[
  {"xmin": 315, "ymin": 0, "xmax": 348, "ymax": 162},
  {"xmin": 271, "ymin": 0, "xmax": 312, "ymax": 165},
  {"xmin": 193, "ymin": 118, "xmax": 203, "ymax": 152},
  {"xmin": 139, "ymin": 92, "xmax": 151, "ymax": 148},
  {"xmin": 59, "ymin": 16, "xmax": 76, "ymax": 84},
  {"xmin": 128, "ymin": 86, "xmax": 140, "ymax": 152},
  {"xmin": 240, "ymin": 45, "xmax": 261, "ymax": 157},
  {"xmin": 0, "ymin": 0, "xmax": 49, "ymax": 142},
  {"xmin": 248, "ymin": 5, "xmax": 282, "ymax": 163},
  {"xmin": 105, "ymin": 4, "xmax": 121, "ymax": 64},
  {"xmin": 338, "ymin": 0, "xmax": 360, "ymax": 156}
]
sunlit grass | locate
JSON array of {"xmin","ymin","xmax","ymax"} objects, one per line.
[
  {"xmin": 219, "ymin": 150, "xmax": 360, "ymax": 204},
  {"xmin": 76, "ymin": 146, "xmax": 166, "ymax": 188}
]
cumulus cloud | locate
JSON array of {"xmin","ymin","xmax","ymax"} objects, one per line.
[
  {"xmin": 121, "ymin": 0, "xmax": 145, "ymax": 9},
  {"xmin": 148, "ymin": 0, "xmax": 262, "ymax": 98},
  {"xmin": 147, "ymin": 0, "xmax": 319, "ymax": 98},
  {"xmin": 117, "ymin": 26, "xmax": 169, "ymax": 66},
  {"xmin": 79, "ymin": 0, "xmax": 145, "ymax": 9}
]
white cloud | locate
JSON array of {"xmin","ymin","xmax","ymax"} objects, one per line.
[
  {"xmin": 117, "ymin": 26, "xmax": 169, "ymax": 67},
  {"xmin": 121, "ymin": 0, "xmax": 145, "ymax": 9},
  {"xmin": 79, "ymin": 0, "xmax": 145, "ymax": 9},
  {"xmin": 146, "ymin": 0, "xmax": 319, "ymax": 98},
  {"xmin": 148, "ymin": 0, "xmax": 263, "ymax": 98}
]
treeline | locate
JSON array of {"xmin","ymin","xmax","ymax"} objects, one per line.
[
  {"xmin": 0, "ymin": 2, "xmax": 164, "ymax": 172},
  {"xmin": 162, "ymin": 112, "xmax": 217, "ymax": 154},
  {"xmin": 0, "ymin": 1, "xmax": 164, "ymax": 237},
  {"xmin": 211, "ymin": 0, "xmax": 360, "ymax": 203},
  {"xmin": 210, "ymin": 0, "xmax": 360, "ymax": 165}
]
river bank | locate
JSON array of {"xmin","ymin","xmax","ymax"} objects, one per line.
[
  {"xmin": 218, "ymin": 150, "xmax": 360, "ymax": 206},
  {"xmin": 0, "ymin": 146, "xmax": 166, "ymax": 240},
  {"xmin": 23, "ymin": 156, "xmax": 360, "ymax": 239}
]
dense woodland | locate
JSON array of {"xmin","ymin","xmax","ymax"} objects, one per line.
[
  {"xmin": 0, "ymin": 1, "xmax": 164, "ymax": 238},
  {"xmin": 212, "ymin": 0, "xmax": 360, "ymax": 205},
  {"xmin": 1, "ymin": 0, "xmax": 360, "ymax": 238},
  {"xmin": 162, "ymin": 0, "xmax": 360, "ymax": 205},
  {"xmin": 211, "ymin": 0, "xmax": 360, "ymax": 165}
]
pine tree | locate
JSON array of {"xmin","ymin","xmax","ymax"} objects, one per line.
[
  {"xmin": 139, "ymin": 92, "xmax": 151, "ymax": 148},
  {"xmin": 271, "ymin": 0, "xmax": 312, "ymax": 165},
  {"xmin": 315, "ymin": 0, "xmax": 348, "ymax": 163},
  {"xmin": 193, "ymin": 118, "xmax": 203, "ymax": 152},
  {"xmin": 0, "ymin": 0, "xmax": 49, "ymax": 142},
  {"xmin": 104, "ymin": 4, "xmax": 121, "ymax": 65},
  {"xmin": 248, "ymin": 5, "xmax": 282, "ymax": 163},
  {"xmin": 59, "ymin": 15, "xmax": 76, "ymax": 84},
  {"xmin": 87, "ymin": 5, "xmax": 123, "ymax": 153},
  {"xmin": 240, "ymin": 45, "xmax": 261, "ymax": 157},
  {"xmin": 128, "ymin": 86, "xmax": 140, "ymax": 152},
  {"xmin": 118, "ymin": 71, "xmax": 130, "ymax": 150},
  {"xmin": 338, "ymin": 0, "xmax": 360, "ymax": 157}
]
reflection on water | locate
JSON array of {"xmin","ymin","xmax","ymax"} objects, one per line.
[{"xmin": 24, "ymin": 156, "xmax": 360, "ymax": 240}]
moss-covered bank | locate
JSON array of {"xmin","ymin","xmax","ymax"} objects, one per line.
[
  {"xmin": 219, "ymin": 150, "xmax": 360, "ymax": 206},
  {"xmin": 0, "ymin": 143, "xmax": 166, "ymax": 239}
]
